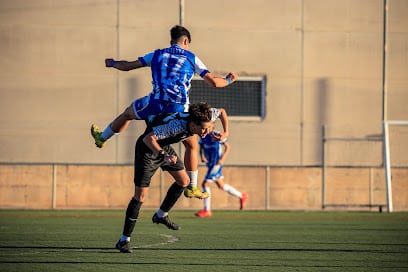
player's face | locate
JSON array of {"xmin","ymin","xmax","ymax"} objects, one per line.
[{"xmin": 190, "ymin": 121, "xmax": 213, "ymax": 138}]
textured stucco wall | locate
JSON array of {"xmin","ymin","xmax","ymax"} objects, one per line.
[{"xmin": 0, "ymin": 0, "xmax": 407, "ymax": 166}]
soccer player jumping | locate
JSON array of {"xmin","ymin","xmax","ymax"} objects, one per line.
[{"xmin": 91, "ymin": 25, "xmax": 237, "ymax": 199}]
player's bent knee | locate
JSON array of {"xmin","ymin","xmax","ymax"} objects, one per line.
[
  {"xmin": 123, "ymin": 105, "xmax": 137, "ymax": 120},
  {"xmin": 134, "ymin": 187, "xmax": 149, "ymax": 202},
  {"xmin": 215, "ymin": 182, "xmax": 224, "ymax": 190},
  {"xmin": 182, "ymin": 136, "xmax": 198, "ymax": 150},
  {"xmin": 175, "ymin": 179, "xmax": 189, "ymax": 187}
]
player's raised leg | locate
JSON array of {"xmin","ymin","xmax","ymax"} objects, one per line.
[{"xmin": 91, "ymin": 97, "xmax": 147, "ymax": 148}]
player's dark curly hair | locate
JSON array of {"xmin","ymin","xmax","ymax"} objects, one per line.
[
  {"xmin": 188, "ymin": 102, "xmax": 212, "ymax": 125},
  {"xmin": 170, "ymin": 25, "xmax": 191, "ymax": 44}
]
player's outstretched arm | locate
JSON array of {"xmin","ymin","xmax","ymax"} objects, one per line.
[
  {"xmin": 203, "ymin": 72, "xmax": 238, "ymax": 88},
  {"xmin": 213, "ymin": 108, "xmax": 229, "ymax": 141},
  {"xmin": 105, "ymin": 58, "xmax": 145, "ymax": 71}
]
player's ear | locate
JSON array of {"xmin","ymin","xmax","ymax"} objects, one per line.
[{"xmin": 183, "ymin": 37, "xmax": 189, "ymax": 47}]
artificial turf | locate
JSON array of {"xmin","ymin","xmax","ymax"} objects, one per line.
[{"xmin": 0, "ymin": 210, "xmax": 407, "ymax": 272}]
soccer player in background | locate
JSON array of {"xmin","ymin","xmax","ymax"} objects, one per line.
[
  {"xmin": 115, "ymin": 102, "xmax": 225, "ymax": 253},
  {"xmin": 195, "ymin": 130, "xmax": 248, "ymax": 218},
  {"xmin": 91, "ymin": 25, "xmax": 237, "ymax": 199}
]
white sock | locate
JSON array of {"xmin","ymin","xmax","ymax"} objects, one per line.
[
  {"xmin": 156, "ymin": 209, "xmax": 168, "ymax": 218},
  {"xmin": 187, "ymin": 170, "xmax": 198, "ymax": 187},
  {"xmin": 101, "ymin": 124, "xmax": 115, "ymax": 141},
  {"xmin": 223, "ymin": 184, "xmax": 242, "ymax": 198},
  {"xmin": 120, "ymin": 235, "xmax": 130, "ymax": 242},
  {"xmin": 203, "ymin": 187, "xmax": 211, "ymax": 211}
]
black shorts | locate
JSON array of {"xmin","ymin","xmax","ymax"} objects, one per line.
[{"xmin": 134, "ymin": 136, "xmax": 185, "ymax": 187}]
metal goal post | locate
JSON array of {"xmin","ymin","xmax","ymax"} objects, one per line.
[
  {"xmin": 321, "ymin": 126, "xmax": 385, "ymax": 212},
  {"xmin": 383, "ymin": 120, "xmax": 408, "ymax": 213}
]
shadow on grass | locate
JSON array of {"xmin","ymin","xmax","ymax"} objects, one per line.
[{"xmin": 0, "ymin": 245, "xmax": 405, "ymax": 254}]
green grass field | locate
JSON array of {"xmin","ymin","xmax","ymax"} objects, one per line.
[{"xmin": 0, "ymin": 210, "xmax": 407, "ymax": 272}]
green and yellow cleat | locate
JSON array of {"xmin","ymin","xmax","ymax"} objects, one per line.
[
  {"xmin": 184, "ymin": 186, "xmax": 209, "ymax": 199},
  {"xmin": 90, "ymin": 124, "xmax": 106, "ymax": 148}
]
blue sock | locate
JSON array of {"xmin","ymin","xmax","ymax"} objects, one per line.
[
  {"xmin": 156, "ymin": 209, "xmax": 168, "ymax": 218},
  {"xmin": 120, "ymin": 235, "xmax": 130, "ymax": 242},
  {"xmin": 101, "ymin": 124, "xmax": 115, "ymax": 141}
]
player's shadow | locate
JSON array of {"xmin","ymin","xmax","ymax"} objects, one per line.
[{"xmin": 0, "ymin": 245, "xmax": 403, "ymax": 254}]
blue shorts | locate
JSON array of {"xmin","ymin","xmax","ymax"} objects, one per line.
[
  {"xmin": 204, "ymin": 164, "xmax": 224, "ymax": 182},
  {"xmin": 132, "ymin": 95, "xmax": 188, "ymax": 120}
]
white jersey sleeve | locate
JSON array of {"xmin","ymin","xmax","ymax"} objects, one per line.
[
  {"xmin": 194, "ymin": 56, "xmax": 210, "ymax": 78},
  {"xmin": 210, "ymin": 108, "xmax": 221, "ymax": 122}
]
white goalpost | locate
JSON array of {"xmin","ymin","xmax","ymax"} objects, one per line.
[
  {"xmin": 382, "ymin": 120, "xmax": 408, "ymax": 213},
  {"xmin": 321, "ymin": 126, "xmax": 385, "ymax": 212}
]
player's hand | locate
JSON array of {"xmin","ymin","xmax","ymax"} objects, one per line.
[
  {"xmin": 105, "ymin": 58, "xmax": 115, "ymax": 67},
  {"xmin": 226, "ymin": 72, "xmax": 238, "ymax": 83},
  {"xmin": 212, "ymin": 131, "xmax": 228, "ymax": 141},
  {"xmin": 220, "ymin": 131, "xmax": 229, "ymax": 140},
  {"xmin": 164, "ymin": 154, "xmax": 177, "ymax": 164}
]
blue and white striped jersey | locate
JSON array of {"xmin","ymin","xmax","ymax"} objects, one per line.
[
  {"xmin": 199, "ymin": 133, "xmax": 227, "ymax": 167},
  {"xmin": 138, "ymin": 44, "xmax": 209, "ymax": 104}
]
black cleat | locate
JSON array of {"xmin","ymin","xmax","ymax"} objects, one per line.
[
  {"xmin": 115, "ymin": 240, "xmax": 132, "ymax": 253},
  {"xmin": 152, "ymin": 213, "xmax": 180, "ymax": 230}
]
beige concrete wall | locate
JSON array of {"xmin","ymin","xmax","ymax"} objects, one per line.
[
  {"xmin": 0, "ymin": 164, "xmax": 54, "ymax": 209},
  {"xmin": 0, "ymin": 0, "xmax": 407, "ymax": 167},
  {"xmin": 1, "ymin": 164, "xmax": 407, "ymax": 211}
]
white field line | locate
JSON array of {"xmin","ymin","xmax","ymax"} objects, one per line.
[{"xmin": 133, "ymin": 234, "xmax": 179, "ymax": 249}]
